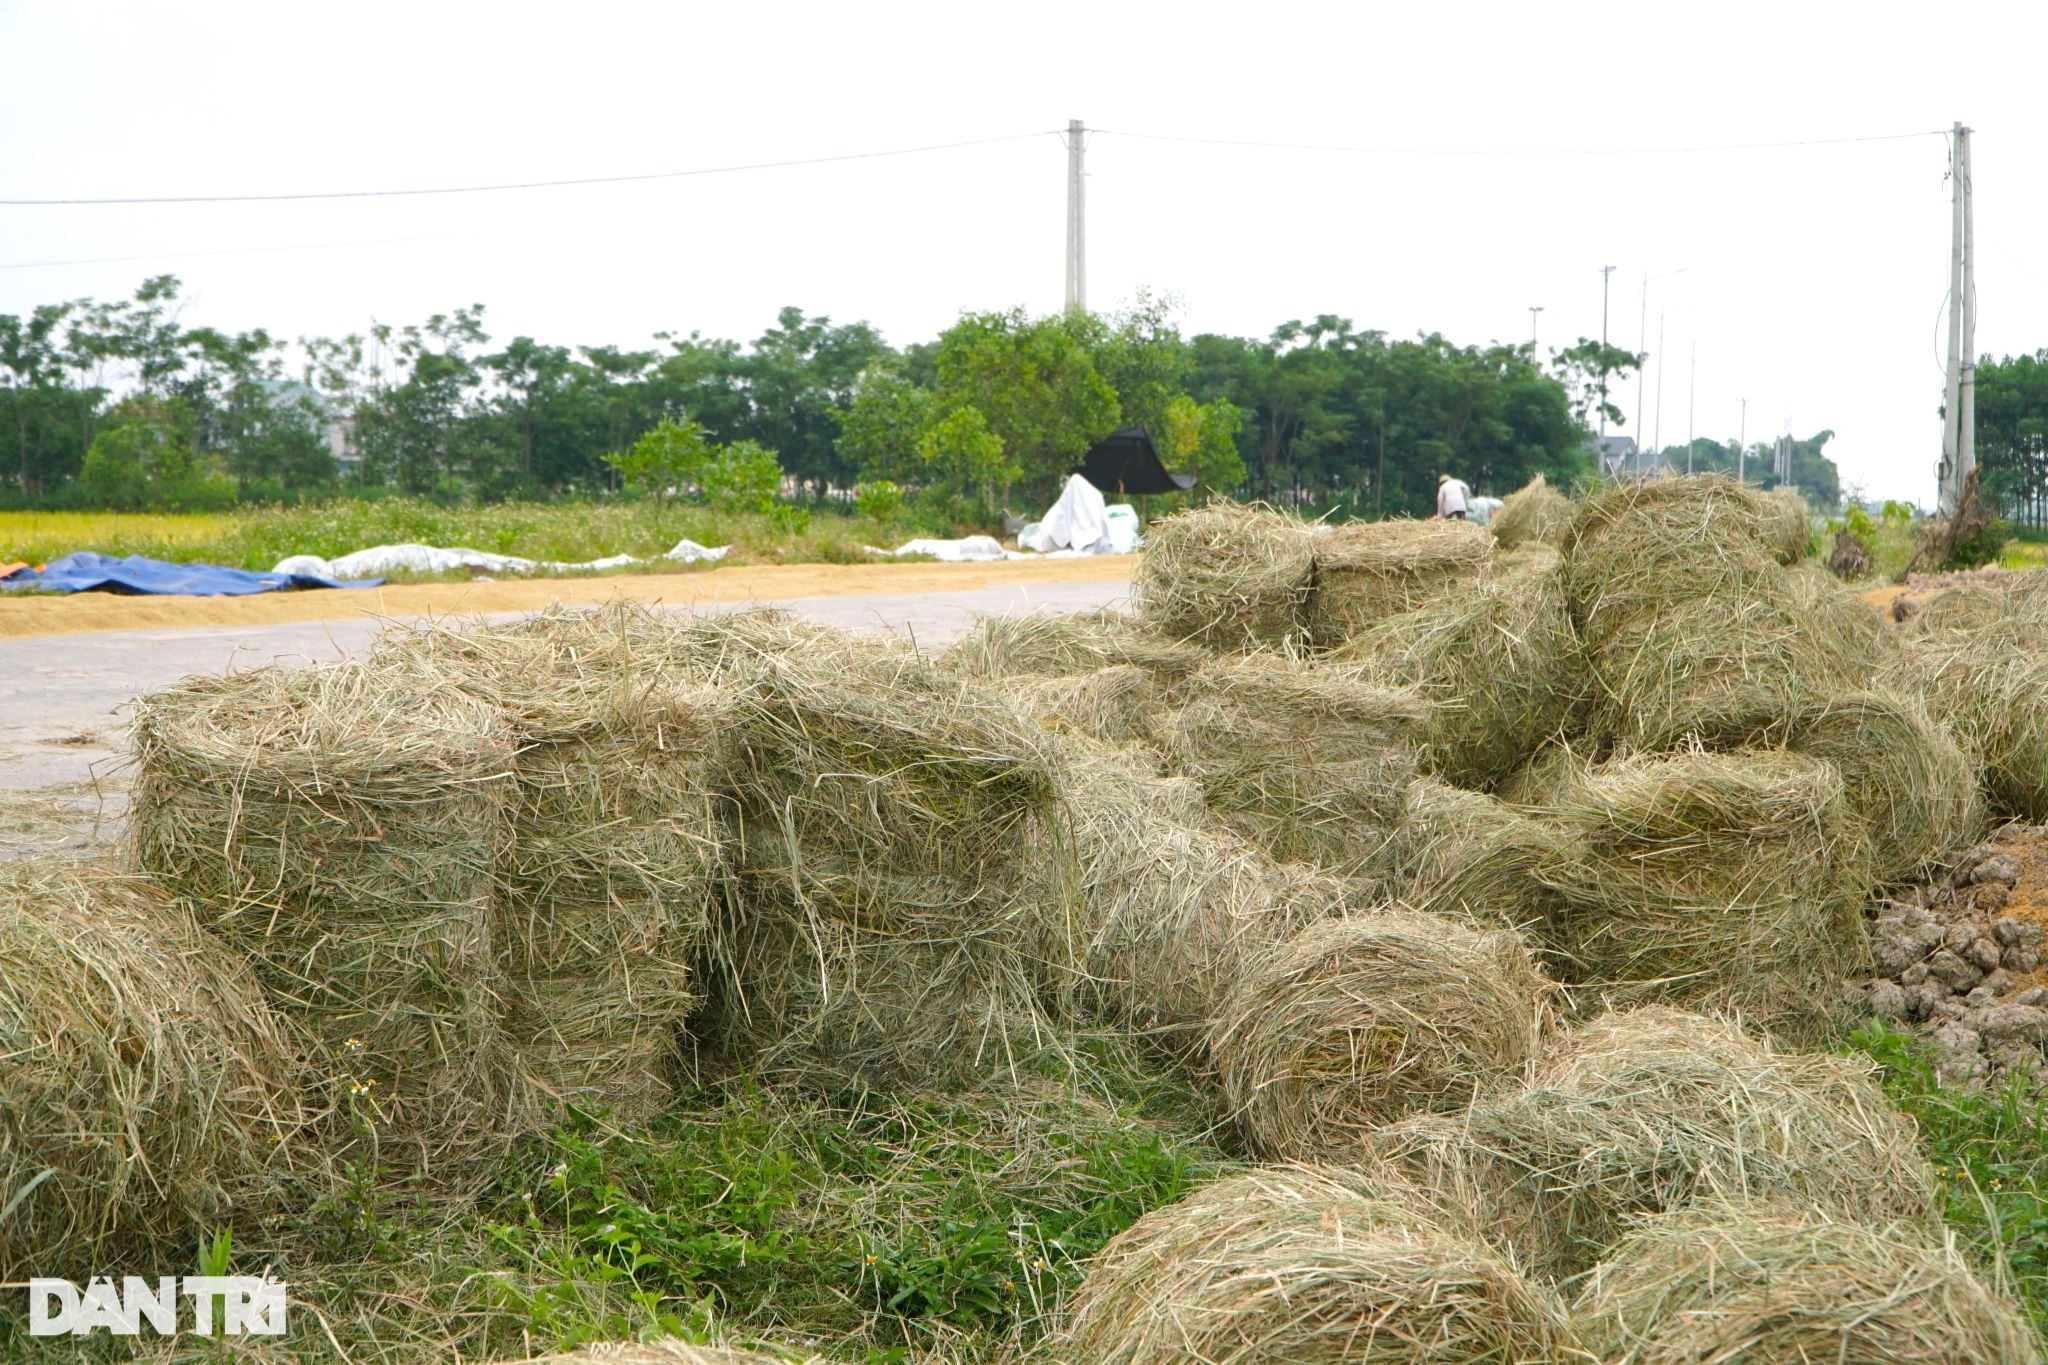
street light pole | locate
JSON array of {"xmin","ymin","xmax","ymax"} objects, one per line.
[{"xmin": 1529, "ymin": 306, "xmax": 1544, "ymax": 347}]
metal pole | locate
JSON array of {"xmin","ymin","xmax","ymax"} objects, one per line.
[
  {"xmin": 1634, "ymin": 274, "xmax": 1648, "ymax": 453},
  {"xmin": 1064, "ymin": 119, "xmax": 1087, "ymax": 312},
  {"xmin": 1599, "ymin": 265, "xmax": 1615, "ymax": 438},
  {"xmin": 1652, "ymin": 311, "xmax": 1665, "ymax": 473},
  {"xmin": 1687, "ymin": 340, "xmax": 1696, "ymax": 474},
  {"xmin": 1529, "ymin": 306, "xmax": 1543, "ymax": 347},
  {"xmin": 1738, "ymin": 398, "xmax": 1747, "ymax": 482},
  {"xmin": 1958, "ymin": 124, "xmax": 1976, "ymax": 497},
  {"xmin": 1939, "ymin": 122, "xmax": 1966, "ymax": 514}
]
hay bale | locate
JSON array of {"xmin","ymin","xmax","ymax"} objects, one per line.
[
  {"xmin": 1338, "ymin": 569, "xmax": 1585, "ymax": 788},
  {"xmin": 1535, "ymin": 751, "xmax": 1872, "ymax": 1040},
  {"xmin": 943, "ymin": 608, "xmax": 1205, "ymax": 689},
  {"xmin": 1783, "ymin": 560, "xmax": 1897, "ymax": 667},
  {"xmin": 1489, "ymin": 542, "xmax": 1564, "ymax": 580},
  {"xmin": 518, "ymin": 1341, "xmax": 819, "ymax": 1364},
  {"xmin": 1779, "ymin": 688, "xmax": 1980, "ymax": 883},
  {"xmin": 1489, "ymin": 473, "xmax": 1576, "ymax": 549},
  {"xmin": 1210, "ymin": 911, "xmax": 1551, "ymax": 1160},
  {"xmin": 1054, "ymin": 739, "xmax": 1356, "ymax": 1060},
  {"xmin": 1893, "ymin": 627, "xmax": 2048, "ymax": 821},
  {"xmin": 697, "ymin": 623, "xmax": 1067, "ymax": 1088},
  {"xmin": 1132, "ymin": 501, "xmax": 1316, "ymax": 649},
  {"xmin": 376, "ymin": 606, "xmax": 733, "ymax": 1122},
  {"xmin": 1573, "ymin": 1202, "xmax": 2039, "ymax": 1365},
  {"xmin": 1305, "ymin": 516, "xmax": 1492, "ymax": 645},
  {"xmin": 1761, "ymin": 485, "xmax": 1813, "ymax": 564},
  {"xmin": 0, "ymin": 861, "xmax": 311, "ymax": 1280},
  {"xmin": 1561, "ymin": 475, "xmax": 1789, "ymax": 649},
  {"xmin": 1381, "ymin": 778, "xmax": 1568, "ymax": 938},
  {"xmin": 1165, "ymin": 653, "xmax": 1425, "ymax": 875},
  {"xmin": 1373, "ymin": 1008, "xmax": 1937, "ymax": 1282},
  {"xmin": 130, "ymin": 661, "xmax": 520, "ymax": 1156},
  {"xmin": 1018, "ymin": 665, "xmax": 1166, "ymax": 751},
  {"xmin": 1059, "ymin": 1164, "xmax": 1576, "ymax": 1364}
]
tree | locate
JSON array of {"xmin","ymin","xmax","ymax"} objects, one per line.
[
  {"xmin": 603, "ymin": 416, "xmax": 711, "ymax": 525},
  {"xmin": 699, "ymin": 438, "xmax": 783, "ymax": 516},
  {"xmin": 933, "ymin": 309, "xmax": 1118, "ymax": 502},
  {"xmin": 915, "ymin": 405, "xmax": 1014, "ymax": 510},
  {"xmin": 1158, "ymin": 394, "xmax": 1247, "ymax": 494},
  {"xmin": 836, "ymin": 366, "xmax": 938, "ymax": 483},
  {"xmin": 1550, "ymin": 338, "xmax": 1640, "ymax": 433},
  {"xmin": 78, "ymin": 399, "xmax": 234, "ymax": 511}
]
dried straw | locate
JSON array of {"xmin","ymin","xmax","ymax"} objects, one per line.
[
  {"xmin": 1534, "ymin": 750, "xmax": 1872, "ymax": 1041},
  {"xmin": 1573, "ymin": 1202, "xmax": 2040, "ymax": 1365},
  {"xmin": 1893, "ymin": 615, "xmax": 2048, "ymax": 821},
  {"xmin": 1760, "ymin": 485, "xmax": 1814, "ymax": 564},
  {"xmin": 372, "ymin": 605, "xmax": 735, "ymax": 1122},
  {"xmin": 1783, "ymin": 561, "xmax": 1898, "ymax": 667},
  {"xmin": 1489, "ymin": 474, "xmax": 1576, "ymax": 550},
  {"xmin": 1380, "ymin": 778, "xmax": 1569, "ymax": 941},
  {"xmin": 1338, "ymin": 569, "xmax": 1586, "ymax": 788},
  {"xmin": 0, "ymin": 860, "xmax": 311, "ymax": 1280},
  {"xmin": 1059, "ymin": 1164, "xmax": 1578, "ymax": 1364},
  {"xmin": 1210, "ymin": 911, "xmax": 1552, "ymax": 1161},
  {"xmin": 1132, "ymin": 501, "xmax": 1316, "ymax": 649},
  {"xmin": 1372, "ymin": 1008, "xmax": 1936, "ymax": 1283},
  {"xmin": 129, "ymin": 661, "xmax": 523, "ymax": 1160},
  {"xmin": 943, "ymin": 608, "xmax": 1206, "ymax": 690},
  {"xmin": 517, "ymin": 1341, "xmax": 820, "ymax": 1364},
  {"xmin": 1018, "ymin": 665, "xmax": 1167, "ymax": 752},
  {"xmin": 1164, "ymin": 653, "xmax": 1425, "ymax": 876},
  {"xmin": 1306, "ymin": 516, "xmax": 1493, "ymax": 646}
]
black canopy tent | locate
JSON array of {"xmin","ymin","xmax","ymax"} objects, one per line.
[{"xmin": 1079, "ymin": 427, "xmax": 1197, "ymax": 496}]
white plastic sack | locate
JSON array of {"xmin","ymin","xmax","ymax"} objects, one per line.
[
  {"xmin": 1022, "ymin": 474, "xmax": 1113, "ymax": 554},
  {"xmin": 663, "ymin": 539, "xmax": 729, "ymax": 564},
  {"xmin": 1103, "ymin": 504, "xmax": 1140, "ymax": 554},
  {"xmin": 874, "ymin": 535, "xmax": 1015, "ymax": 563}
]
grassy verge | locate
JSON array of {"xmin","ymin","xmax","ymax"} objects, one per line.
[
  {"xmin": 1851, "ymin": 1021, "xmax": 2048, "ymax": 1334},
  {"xmin": 0, "ymin": 500, "xmax": 984, "ymax": 577}
]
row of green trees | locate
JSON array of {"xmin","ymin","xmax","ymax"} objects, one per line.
[
  {"xmin": 3, "ymin": 277, "xmax": 1652, "ymax": 519},
  {"xmin": 1629, "ymin": 432, "xmax": 1845, "ymax": 509},
  {"xmin": 1977, "ymin": 352, "xmax": 2048, "ymax": 532}
]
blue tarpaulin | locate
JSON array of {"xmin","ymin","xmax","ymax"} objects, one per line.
[{"xmin": 1, "ymin": 551, "xmax": 384, "ymax": 596}]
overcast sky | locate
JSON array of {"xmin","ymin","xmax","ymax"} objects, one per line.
[{"xmin": 3, "ymin": 1, "xmax": 2044, "ymax": 504}]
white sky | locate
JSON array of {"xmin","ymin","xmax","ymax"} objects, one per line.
[{"xmin": 3, "ymin": 0, "xmax": 2044, "ymax": 505}]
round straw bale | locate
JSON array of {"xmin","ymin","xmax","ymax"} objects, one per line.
[
  {"xmin": 943, "ymin": 608, "xmax": 1206, "ymax": 690},
  {"xmin": 1060, "ymin": 1164, "xmax": 1577, "ymax": 1365},
  {"xmin": 1573, "ymin": 1202, "xmax": 2040, "ymax": 1365},
  {"xmin": 1382, "ymin": 779, "xmax": 1569, "ymax": 940},
  {"xmin": 1892, "ymin": 627, "xmax": 2048, "ymax": 820},
  {"xmin": 1783, "ymin": 561, "xmax": 1897, "ymax": 667},
  {"xmin": 1054, "ymin": 739, "xmax": 1360, "ymax": 1059},
  {"xmin": 1210, "ymin": 911, "xmax": 1551, "ymax": 1160},
  {"xmin": 1338, "ymin": 569, "xmax": 1586, "ymax": 788},
  {"xmin": 1374, "ymin": 1008, "xmax": 1935, "ymax": 1283},
  {"xmin": 1760, "ymin": 485, "xmax": 1814, "ymax": 564},
  {"xmin": 1906, "ymin": 582, "xmax": 2024, "ymax": 638},
  {"xmin": 376, "ymin": 606, "xmax": 733, "ymax": 1121},
  {"xmin": 130, "ymin": 661, "xmax": 520, "ymax": 1157},
  {"xmin": 1018, "ymin": 664, "xmax": 1166, "ymax": 751},
  {"xmin": 518, "ymin": 1341, "xmax": 820, "ymax": 1364},
  {"xmin": 0, "ymin": 861, "xmax": 312, "ymax": 1280},
  {"xmin": 1583, "ymin": 591, "xmax": 1862, "ymax": 753},
  {"xmin": 1561, "ymin": 476, "xmax": 1789, "ymax": 648},
  {"xmin": 1489, "ymin": 541, "xmax": 1564, "ymax": 579},
  {"xmin": 1132, "ymin": 501, "xmax": 1316, "ymax": 649},
  {"xmin": 1165, "ymin": 654, "xmax": 1425, "ymax": 875},
  {"xmin": 1779, "ymin": 688, "xmax": 1980, "ymax": 883},
  {"xmin": 1535, "ymin": 751, "xmax": 1873, "ymax": 1041},
  {"xmin": 1490, "ymin": 473, "xmax": 1577, "ymax": 550},
  {"xmin": 1306, "ymin": 516, "xmax": 1493, "ymax": 646}
]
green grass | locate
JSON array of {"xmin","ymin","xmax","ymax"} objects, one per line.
[
  {"xmin": 0, "ymin": 1045, "xmax": 1224, "ymax": 1363},
  {"xmin": 0, "ymin": 498, "xmax": 981, "ymax": 578},
  {"xmin": 1851, "ymin": 1021, "xmax": 2048, "ymax": 1334}
]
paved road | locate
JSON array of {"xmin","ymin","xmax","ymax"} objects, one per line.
[{"xmin": 0, "ymin": 577, "xmax": 1132, "ymax": 791}]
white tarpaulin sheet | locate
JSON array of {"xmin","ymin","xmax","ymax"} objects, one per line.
[
  {"xmin": 273, "ymin": 536, "xmax": 728, "ymax": 580},
  {"xmin": 1022, "ymin": 474, "xmax": 1113, "ymax": 554},
  {"xmin": 865, "ymin": 535, "xmax": 1018, "ymax": 562}
]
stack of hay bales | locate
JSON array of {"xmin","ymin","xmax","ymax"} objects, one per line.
[
  {"xmin": 945, "ymin": 609, "xmax": 1205, "ymax": 754},
  {"xmin": 1572, "ymin": 1202, "xmax": 2041, "ymax": 1364},
  {"xmin": 1338, "ymin": 567, "xmax": 1585, "ymax": 788},
  {"xmin": 1488, "ymin": 473, "xmax": 1576, "ymax": 550},
  {"xmin": 1378, "ymin": 778, "xmax": 1568, "ymax": 938},
  {"xmin": 1534, "ymin": 750, "xmax": 1871, "ymax": 1039},
  {"xmin": 1209, "ymin": 911, "xmax": 1551, "ymax": 1160},
  {"xmin": 131, "ymin": 662, "xmax": 523, "ymax": 1160},
  {"xmin": 1164, "ymin": 653, "xmax": 1425, "ymax": 877},
  {"xmin": 1132, "ymin": 501, "xmax": 1315, "ymax": 649},
  {"xmin": 1304, "ymin": 516, "xmax": 1491, "ymax": 646},
  {"xmin": 1058, "ymin": 1165, "xmax": 1577, "ymax": 1365},
  {"xmin": 1051, "ymin": 737, "xmax": 1357, "ymax": 1062},
  {"xmin": 374, "ymin": 606, "xmax": 733, "ymax": 1123},
  {"xmin": 0, "ymin": 861, "xmax": 311, "ymax": 1280},
  {"xmin": 694, "ymin": 617, "xmax": 1067, "ymax": 1089},
  {"xmin": 1372, "ymin": 1008, "xmax": 1936, "ymax": 1282},
  {"xmin": 1894, "ymin": 582, "xmax": 2048, "ymax": 820}
]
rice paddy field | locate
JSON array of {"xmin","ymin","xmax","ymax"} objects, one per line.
[
  {"xmin": 0, "ymin": 500, "xmax": 961, "ymax": 576},
  {"xmin": 6, "ymin": 476, "xmax": 2048, "ymax": 1364}
]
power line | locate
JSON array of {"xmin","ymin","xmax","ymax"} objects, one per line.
[
  {"xmin": 0, "ymin": 130, "xmax": 1063, "ymax": 207},
  {"xmin": 0, "ymin": 233, "xmax": 452, "ymax": 271},
  {"xmin": 1090, "ymin": 127, "xmax": 1948, "ymax": 157}
]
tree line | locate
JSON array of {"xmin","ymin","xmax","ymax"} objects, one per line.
[
  {"xmin": 1977, "ymin": 352, "xmax": 2048, "ymax": 532},
  {"xmin": 2, "ymin": 275, "xmax": 1666, "ymax": 520}
]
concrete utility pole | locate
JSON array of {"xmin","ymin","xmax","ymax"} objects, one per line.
[
  {"xmin": 1529, "ymin": 305, "xmax": 1544, "ymax": 347},
  {"xmin": 1599, "ymin": 265, "xmax": 1616, "ymax": 438},
  {"xmin": 1064, "ymin": 119, "xmax": 1087, "ymax": 312},
  {"xmin": 1939, "ymin": 122, "xmax": 1975, "ymax": 515},
  {"xmin": 1652, "ymin": 311, "xmax": 1666, "ymax": 474},
  {"xmin": 1738, "ymin": 398, "xmax": 1748, "ymax": 482},
  {"xmin": 1686, "ymin": 340, "xmax": 1696, "ymax": 474}
]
